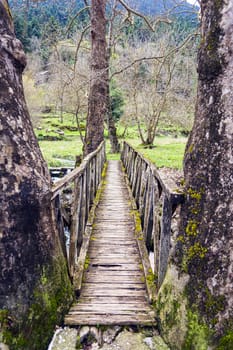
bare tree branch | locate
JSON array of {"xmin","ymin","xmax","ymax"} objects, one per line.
[
  {"xmin": 65, "ymin": 6, "xmax": 91, "ymax": 35},
  {"xmin": 117, "ymin": 0, "xmax": 172, "ymax": 32},
  {"xmin": 111, "ymin": 55, "xmax": 164, "ymax": 79},
  {"xmin": 110, "ymin": 32, "xmax": 199, "ymax": 79},
  {"xmin": 73, "ymin": 24, "xmax": 91, "ymax": 71}
]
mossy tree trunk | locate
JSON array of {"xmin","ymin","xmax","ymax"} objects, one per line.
[
  {"xmin": 84, "ymin": 0, "xmax": 107, "ymax": 155},
  {"xmin": 157, "ymin": 0, "xmax": 233, "ymax": 348},
  {"xmin": 0, "ymin": 1, "xmax": 73, "ymax": 349}
]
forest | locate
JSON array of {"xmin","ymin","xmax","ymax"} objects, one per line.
[{"xmin": 9, "ymin": 0, "xmax": 199, "ymax": 168}]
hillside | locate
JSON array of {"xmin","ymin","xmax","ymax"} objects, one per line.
[
  {"xmin": 128, "ymin": 0, "xmax": 196, "ymax": 15},
  {"xmin": 9, "ymin": 0, "xmax": 198, "ymax": 51}
]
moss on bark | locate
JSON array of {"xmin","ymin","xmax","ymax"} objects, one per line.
[{"xmin": 0, "ymin": 255, "xmax": 74, "ymax": 350}]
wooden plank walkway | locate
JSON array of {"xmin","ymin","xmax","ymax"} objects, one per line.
[{"xmin": 65, "ymin": 160, "xmax": 155, "ymax": 326}]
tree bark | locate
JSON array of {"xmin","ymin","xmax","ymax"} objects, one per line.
[
  {"xmin": 84, "ymin": 0, "xmax": 107, "ymax": 155},
  {"xmin": 0, "ymin": 2, "xmax": 73, "ymax": 349},
  {"xmin": 106, "ymin": 5, "xmax": 120, "ymax": 154},
  {"xmin": 106, "ymin": 51, "xmax": 120, "ymax": 153},
  {"xmin": 157, "ymin": 0, "xmax": 233, "ymax": 348}
]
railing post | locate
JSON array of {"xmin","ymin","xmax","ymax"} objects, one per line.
[
  {"xmin": 52, "ymin": 194, "xmax": 68, "ymax": 263},
  {"xmin": 69, "ymin": 176, "xmax": 83, "ymax": 277},
  {"xmin": 158, "ymin": 195, "xmax": 173, "ymax": 287}
]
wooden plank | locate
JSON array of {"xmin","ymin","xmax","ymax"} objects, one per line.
[
  {"xmin": 69, "ymin": 305, "xmax": 151, "ymax": 313},
  {"xmin": 85, "ymin": 271, "xmax": 144, "ymax": 277},
  {"xmin": 81, "ymin": 289, "xmax": 146, "ymax": 297},
  {"xmin": 77, "ymin": 296, "xmax": 148, "ymax": 303},
  {"xmin": 82, "ymin": 283, "xmax": 145, "ymax": 289},
  {"xmin": 83, "ymin": 278, "xmax": 144, "ymax": 284},
  {"xmin": 65, "ymin": 314, "xmax": 154, "ymax": 326},
  {"xmin": 86, "ymin": 265, "xmax": 142, "ymax": 271},
  {"xmin": 65, "ymin": 160, "xmax": 155, "ymax": 326},
  {"xmin": 67, "ymin": 310, "xmax": 155, "ymax": 316}
]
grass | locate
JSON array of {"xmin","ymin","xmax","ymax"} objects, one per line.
[
  {"xmin": 35, "ymin": 113, "xmax": 187, "ymax": 169},
  {"xmin": 38, "ymin": 136, "xmax": 186, "ymax": 169},
  {"xmin": 126, "ymin": 136, "xmax": 187, "ymax": 169},
  {"xmin": 39, "ymin": 137, "xmax": 83, "ymax": 167}
]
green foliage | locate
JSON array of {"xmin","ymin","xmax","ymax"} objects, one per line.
[
  {"xmin": 110, "ymin": 82, "xmax": 125, "ymax": 122},
  {"xmin": 183, "ymin": 311, "xmax": 209, "ymax": 350},
  {"xmin": 217, "ymin": 330, "xmax": 233, "ymax": 350},
  {"xmin": 13, "ymin": 14, "xmax": 31, "ymax": 51}
]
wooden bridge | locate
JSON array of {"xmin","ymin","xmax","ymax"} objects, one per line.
[{"xmin": 51, "ymin": 142, "xmax": 183, "ymax": 326}]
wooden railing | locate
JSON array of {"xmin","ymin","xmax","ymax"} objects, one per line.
[
  {"xmin": 51, "ymin": 141, "xmax": 106, "ymax": 278},
  {"xmin": 121, "ymin": 141, "xmax": 184, "ymax": 287}
]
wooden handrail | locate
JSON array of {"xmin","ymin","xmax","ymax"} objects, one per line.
[
  {"xmin": 51, "ymin": 141, "xmax": 105, "ymax": 199},
  {"xmin": 51, "ymin": 141, "xmax": 106, "ymax": 278},
  {"xmin": 121, "ymin": 141, "xmax": 184, "ymax": 287}
]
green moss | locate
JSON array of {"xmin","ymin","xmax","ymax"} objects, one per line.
[
  {"xmin": 185, "ymin": 220, "xmax": 199, "ymax": 237},
  {"xmin": 177, "ymin": 235, "xmax": 185, "ymax": 243},
  {"xmin": 183, "ymin": 310, "xmax": 210, "ymax": 350},
  {"xmin": 187, "ymin": 243, "xmax": 208, "ymax": 260},
  {"xmin": 182, "ymin": 243, "xmax": 208, "ymax": 272},
  {"xmin": 217, "ymin": 330, "xmax": 233, "ymax": 350},
  {"xmin": 180, "ymin": 178, "xmax": 185, "ymax": 186},
  {"xmin": 204, "ymin": 288, "xmax": 225, "ymax": 325},
  {"xmin": 84, "ymin": 255, "xmax": 90, "ymax": 270},
  {"xmin": 187, "ymin": 188, "xmax": 203, "ymax": 202},
  {"xmin": 1, "ymin": 256, "xmax": 74, "ymax": 350},
  {"xmin": 76, "ymin": 335, "xmax": 82, "ymax": 349},
  {"xmin": 0, "ymin": 309, "xmax": 9, "ymax": 327},
  {"xmin": 146, "ymin": 269, "xmax": 156, "ymax": 290},
  {"xmin": 187, "ymin": 144, "xmax": 194, "ymax": 154},
  {"xmin": 164, "ymin": 299, "xmax": 181, "ymax": 328},
  {"xmin": 134, "ymin": 210, "xmax": 142, "ymax": 234}
]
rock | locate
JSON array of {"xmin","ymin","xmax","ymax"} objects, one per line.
[
  {"xmin": 48, "ymin": 327, "xmax": 78, "ymax": 350},
  {"xmin": 144, "ymin": 337, "xmax": 154, "ymax": 349},
  {"xmin": 102, "ymin": 326, "xmax": 122, "ymax": 344},
  {"xmin": 89, "ymin": 342, "xmax": 100, "ymax": 350},
  {"xmin": 101, "ymin": 330, "xmax": 149, "ymax": 350},
  {"xmin": 79, "ymin": 326, "xmax": 90, "ymax": 343},
  {"xmin": 152, "ymin": 336, "xmax": 170, "ymax": 350},
  {"xmin": 90, "ymin": 326, "xmax": 102, "ymax": 345},
  {"xmin": 0, "ymin": 343, "xmax": 10, "ymax": 350},
  {"xmin": 143, "ymin": 336, "xmax": 170, "ymax": 350}
]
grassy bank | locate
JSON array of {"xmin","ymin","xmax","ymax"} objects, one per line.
[
  {"xmin": 39, "ymin": 135, "xmax": 187, "ymax": 169},
  {"xmin": 35, "ymin": 114, "xmax": 187, "ymax": 169}
]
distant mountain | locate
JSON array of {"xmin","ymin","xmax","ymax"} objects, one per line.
[{"xmin": 9, "ymin": 0, "xmax": 197, "ymax": 16}]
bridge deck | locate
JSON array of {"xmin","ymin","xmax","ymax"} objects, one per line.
[{"xmin": 65, "ymin": 160, "xmax": 155, "ymax": 326}]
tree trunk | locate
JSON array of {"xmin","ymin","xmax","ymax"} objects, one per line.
[
  {"xmin": 84, "ymin": 0, "xmax": 107, "ymax": 155},
  {"xmin": 106, "ymin": 65, "xmax": 120, "ymax": 153},
  {"xmin": 0, "ymin": 2, "xmax": 73, "ymax": 349},
  {"xmin": 157, "ymin": 0, "xmax": 233, "ymax": 348}
]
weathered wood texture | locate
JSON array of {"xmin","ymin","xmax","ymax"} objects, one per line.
[
  {"xmin": 65, "ymin": 161, "xmax": 155, "ymax": 326},
  {"xmin": 51, "ymin": 141, "xmax": 106, "ymax": 278},
  {"xmin": 121, "ymin": 142, "xmax": 184, "ymax": 287}
]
